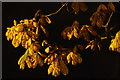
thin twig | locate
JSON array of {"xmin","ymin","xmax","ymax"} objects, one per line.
[
  {"xmin": 102, "ymin": 12, "xmax": 114, "ymax": 28},
  {"xmin": 45, "ymin": 2, "xmax": 68, "ymax": 17},
  {"xmin": 101, "ymin": 36, "xmax": 114, "ymax": 40}
]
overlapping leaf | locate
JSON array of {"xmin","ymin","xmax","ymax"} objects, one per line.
[
  {"xmin": 90, "ymin": 2, "xmax": 115, "ymax": 28},
  {"xmin": 72, "ymin": 2, "xmax": 88, "ymax": 14},
  {"xmin": 109, "ymin": 31, "xmax": 120, "ymax": 53}
]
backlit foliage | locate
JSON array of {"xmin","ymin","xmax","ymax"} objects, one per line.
[{"xmin": 5, "ymin": 2, "xmax": 119, "ymax": 77}]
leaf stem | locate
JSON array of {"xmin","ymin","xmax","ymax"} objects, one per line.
[
  {"xmin": 45, "ymin": 2, "xmax": 68, "ymax": 17},
  {"xmin": 102, "ymin": 12, "xmax": 113, "ymax": 28}
]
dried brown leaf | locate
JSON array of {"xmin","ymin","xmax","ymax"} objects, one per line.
[
  {"xmin": 97, "ymin": 4, "xmax": 108, "ymax": 12},
  {"xmin": 72, "ymin": 2, "xmax": 88, "ymax": 14},
  {"xmin": 60, "ymin": 60, "xmax": 69, "ymax": 75},
  {"xmin": 79, "ymin": 2, "xmax": 88, "ymax": 12},
  {"xmin": 107, "ymin": 2, "xmax": 115, "ymax": 12},
  {"xmin": 72, "ymin": 2, "xmax": 80, "ymax": 14}
]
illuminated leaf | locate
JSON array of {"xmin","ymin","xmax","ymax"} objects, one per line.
[
  {"xmin": 12, "ymin": 34, "xmax": 21, "ymax": 48},
  {"xmin": 20, "ymin": 62, "xmax": 25, "ymax": 70},
  {"xmin": 52, "ymin": 67, "xmax": 60, "ymax": 77},
  {"xmin": 13, "ymin": 20, "xmax": 17, "ymax": 26},
  {"xmin": 67, "ymin": 52, "xmax": 72, "ymax": 63},
  {"xmin": 85, "ymin": 44, "xmax": 91, "ymax": 49},
  {"xmin": 42, "ymin": 40, "xmax": 48, "ymax": 47},
  {"xmin": 61, "ymin": 27, "xmax": 73, "ymax": 40},
  {"xmin": 73, "ymin": 28, "xmax": 79, "ymax": 38},
  {"xmin": 48, "ymin": 64, "xmax": 54, "ymax": 74},
  {"xmin": 52, "ymin": 60, "xmax": 60, "ymax": 77},
  {"xmin": 109, "ymin": 31, "xmax": 120, "ymax": 53},
  {"xmin": 45, "ymin": 47, "xmax": 50, "ymax": 53},
  {"xmin": 45, "ymin": 16, "xmax": 51, "ymax": 24},
  {"xmin": 25, "ymin": 38, "xmax": 32, "ymax": 49},
  {"xmin": 26, "ymin": 57, "xmax": 32, "ymax": 68},
  {"xmin": 24, "ymin": 19, "xmax": 29, "ymax": 25}
]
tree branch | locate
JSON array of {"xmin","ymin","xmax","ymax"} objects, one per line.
[
  {"xmin": 102, "ymin": 12, "xmax": 114, "ymax": 28},
  {"xmin": 45, "ymin": 2, "xmax": 68, "ymax": 17}
]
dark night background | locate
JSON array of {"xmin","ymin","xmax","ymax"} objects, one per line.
[{"xmin": 2, "ymin": 2, "xmax": 120, "ymax": 79}]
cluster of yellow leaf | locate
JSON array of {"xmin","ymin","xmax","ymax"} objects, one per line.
[
  {"xmin": 48, "ymin": 59, "xmax": 69, "ymax": 77},
  {"xmin": 18, "ymin": 47, "xmax": 43, "ymax": 70},
  {"xmin": 90, "ymin": 2, "xmax": 115, "ymax": 27},
  {"xmin": 62, "ymin": 21, "xmax": 98, "ymax": 41},
  {"xmin": 5, "ymin": 19, "xmax": 39, "ymax": 48},
  {"xmin": 67, "ymin": 52, "xmax": 82, "ymax": 65},
  {"xmin": 109, "ymin": 31, "xmax": 120, "ymax": 53},
  {"xmin": 42, "ymin": 40, "xmax": 82, "ymax": 77},
  {"xmin": 5, "ymin": 10, "xmax": 84, "ymax": 77}
]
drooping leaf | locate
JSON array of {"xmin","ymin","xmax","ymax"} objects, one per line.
[
  {"xmin": 109, "ymin": 31, "xmax": 120, "ymax": 53},
  {"xmin": 90, "ymin": 12, "xmax": 98, "ymax": 26},
  {"xmin": 96, "ymin": 15, "xmax": 104, "ymax": 28},
  {"xmin": 61, "ymin": 27, "xmax": 73, "ymax": 40},
  {"xmin": 60, "ymin": 60, "xmax": 69, "ymax": 75},
  {"xmin": 45, "ymin": 16, "xmax": 51, "ymax": 24},
  {"xmin": 79, "ymin": 2, "xmax": 88, "ymax": 12},
  {"xmin": 107, "ymin": 2, "xmax": 115, "ymax": 12},
  {"xmin": 81, "ymin": 26, "xmax": 90, "ymax": 41},
  {"xmin": 72, "ymin": 2, "xmax": 80, "ymax": 14},
  {"xmin": 72, "ymin": 2, "xmax": 88, "ymax": 14},
  {"xmin": 97, "ymin": 4, "xmax": 108, "ymax": 12}
]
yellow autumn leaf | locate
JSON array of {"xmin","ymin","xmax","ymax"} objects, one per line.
[
  {"xmin": 45, "ymin": 47, "xmax": 50, "ymax": 53},
  {"xmin": 109, "ymin": 31, "xmax": 120, "ymax": 53},
  {"xmin": 48, "ymin": 64, "xmax": 54, "ymax": 75},
  {"xmin": 32, "ymin": 60, "xmax": 37, "ymax": 68},
  {"xmin": 67, "ymin": 31, "xmax": 73, "ymax": 40},
  {"xmin": 15, "ymin": 24, "xmax": 24, "ymax": 32},
  {"xmin": 20, "ymin": 20, "xmax": 24, "ymax": 23},
  {"xmin": 42, "ymin": 40, "xmax": 48, "ymax": 46},
  {"xmin": 25, "ymin": 38, "xmax": 31, "ymax": 49},
  {"xmin": 85, "ymin": 44, "xmax": 91, "ymax": 49},
  {"xmin": 18, "ymin": 55, "xmax": 25, "ymax": 65},
  {"xmin": 12, "ymin": 37, "xmax": 19, "ymax": 48},
  {"xmin": 45, "ymin": 16, "xmax": 51, "ymax": 24},
  {"xmin": 52, "ymin": 67, "xmax": 60, "ymax": 77},
  {"xmin": 33, "ymin": 22, "xmax": 38, "ymax": 27},
  {"xmin": 13, "ymin": 20, "xmax": 17, "ymax": 26},
  {"xmin": 67, "ymin": 52, "xmax": 72, "ymax": 63},
  {"xmin": 24, "ymin": 19, "xmax": 29, "ymax": 25},
  {"xmin": 28, "ymin": 48, "xmax": 34, "ymax": 55},
  {"xmin": 73, "ymin": 28, "xmax": 79, "ymax": 38},
  {"xmin": 20, "ymin": 62, "xmax": 25, "ymax": 70},
  {"xmin": 26, "ymin": 57, "xmax": 32, "ymax": 68}
]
